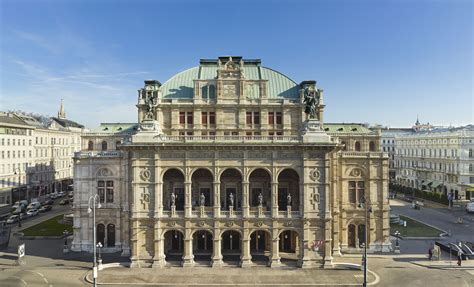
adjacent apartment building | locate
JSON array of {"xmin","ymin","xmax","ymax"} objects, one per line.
[{"xmin": 72, "ymin": 56, "xmax": 391, "ymax": 269}]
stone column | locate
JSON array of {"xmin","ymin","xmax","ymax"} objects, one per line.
[
  {"xmin": 270, "ymin": 230, "xmax": 281, "ymax": 267},
  {"xmin": 242, "ymin": 181, "xmax": 249, "ymax": 217},
  {"xmin": 211, "ymin": 233, "xmax": 223, "ymax": 267},
  {"xmin": 213, "ymin": 181, "xmax": 221, "ymax": 217},
  {"xmin": 323, "ymin": 153, "xmax": 333, "ymax": 268},
  {"xmin": 152, "ymin": 223, "xmax": 165, "ymax": 268},
  {"xmin": 240, "ymin": 237, "xmax": 252, "ymax": 267},
  {"xmin": 182, "ymin": 229, "xmax": 194, "ymax": 267},
  {"xmin": 271, "ymin": 182, "xmax": 278, "ymax": 218},
  {"xmin": 155, "ymin": 182, "xmax": 163, "ymax": 218},
  {"xmin": 184, "ymin": 181, "xmax": 192, "ymax": 218},
  {"xmin": 129, "ymin": 220, "xmax": 139, "ymax": 267}
]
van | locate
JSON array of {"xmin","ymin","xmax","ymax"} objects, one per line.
[{"xmin": 27, "ymin": 202, "xmax": 41, "ymax": 210}]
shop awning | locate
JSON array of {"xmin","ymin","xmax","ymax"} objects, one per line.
[{"xmin": 431, "ymin": 181, "xmax": 442, "ymax": 188}]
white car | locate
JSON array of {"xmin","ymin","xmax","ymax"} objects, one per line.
[
  {"xmin": 6, "ymin": 215, "xmax": 19, "ymax": 224},
  {"xmin": 27, "ymin": 202, "xmax": 41, "ymax": 210},
  {"xmin": 466, "ymin": 201, "xmax": 474, "ymax": 213},
  {"xmin": 27, "ymin": 209, "xmax": 39, "ymax": 217}
]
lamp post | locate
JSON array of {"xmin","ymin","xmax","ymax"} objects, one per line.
[
  {"xmin": 394, "ymin": 230, "xmax": 400, "ymax": 254},
  {"xmin": 359, "ymin": 196, "xmax": 372, "ymax": 287},
  {"xmin": 97, "ymin": 242, "xmax": 103, "ymax": 269},
  {"xmin": 88, "ymin": 195, "xmax": 101, "ymax": 287}
]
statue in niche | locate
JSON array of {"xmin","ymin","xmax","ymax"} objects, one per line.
[
  {"xmin": 229, "ymin": 193, "xmax": 234, "ymax": 208},
  {"xmin": 170, "ymin": 191, "xmax": 176, "ymax": 207},
  {"xmin": 143, "ymin": 91, "xmax": 158, "ymax": 120},
  {"xmin": 258, "ymin": 192, "xmax": 263, "ymax": 206},
  {"xmin": 287, "ymin": 193, "xmax": 292, "ymax": 207},
  {"xmin": 200, "ymin": 193, "xmax": 206, "ymax": 207},
  {"xmin": 303, "ymin": 87, "xmax": 320, "ymax": 119}
]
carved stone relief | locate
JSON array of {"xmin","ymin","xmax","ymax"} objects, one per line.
[
  {"xmin": 309, "ymin": 168, "xmax": 321, "ymax": 182},
  {"xmin": 309, "ymin": 187, "xmax": 320, "ymax": 211},
  {"xmin": 140, "ymin": 168, "xmax": 152, "ymax": 182}
]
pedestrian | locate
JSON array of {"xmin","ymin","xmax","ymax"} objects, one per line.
[
  {"xmin": 457, "ymin": 250, "xmax": 462, "ymax": 266},
  {"xmin": 428, "ymin": 247, "xmax": 433, "ymax": 260}
]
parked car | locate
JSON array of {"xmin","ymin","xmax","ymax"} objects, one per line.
[
  {"xmin": 42, "ymin": 199, "xmax": 54, "ymax": 206},
  {"xmin": 27, "ymin": 209, "xmax": 39, "ymax": 217},
  {"xmin": 466, "ymin": 201, "xmax": 474, "ymax": 213},
  {"xmin": 11, "ymin": 207, "xmax": 23, "ymax": 215},
  {"xmin": 50, "ymin": 193, "xmax": 58, "ymax": 199},
  {"xmin": 6, "ymin": 215, "xmax": 19, "ymax": 224},
  {"xmin": 27, "ymin": 202, "xmax": 41, "ymax": 211},
  {"xmin": 39, "ymin": 205, "xmax": 52, "ymax": 212},
  {"xmin": 59, "ymin": 198, "xmax": 70, "ymax": 205},
  {"xmin": 58, "ymin": 191, "xmax": 66, "ymax": 197}
]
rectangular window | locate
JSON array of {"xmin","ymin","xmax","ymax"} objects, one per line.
[
  {"xmin": 209, "ymin": 112, "xmax": 215, "ymax": 125},
  {"xmin": 276, "ymin": 112, "xmax": 282, "ymax": 124},
  {"xmin": 98, "ymin": 180, "xmax": 105, "ymax": 203},
  {"xmin": 268, "ymin": 112, "xmax": 275, "ymax": 125},
  {"xmin": 187, "ymin": 112, "xmax": 193, "ymax": 125},
  {"xmin": 348, "ymin": 181, "xmax": 357, "ymax": 203},
  {"xmin": 201, "ymin": 112, "xmax": 208, "ymax": 125},
  {"xmin": 106, "ymin": 181, "xmax": 114, "ymax": 203},
  {"xmin": 246, "ymin": 112, "xmax": 252, "ymax": 124},
  {"xmin": 254, "ymin": 112, "xmax": 260, "ymax": 125},
  {"xmin": 179, "ymin": 112, "xmax": 185, "ymax": 124}
]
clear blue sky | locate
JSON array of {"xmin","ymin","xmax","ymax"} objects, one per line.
[{"xmin": 1, "ymin": 0, "xmax": 472, "ymax": 128}]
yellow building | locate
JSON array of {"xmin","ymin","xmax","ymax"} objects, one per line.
[{"xmin": 72, "ymin": 56, "xmax": 390, "ymax": 268}]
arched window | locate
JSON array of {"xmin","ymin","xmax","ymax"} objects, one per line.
[
  {"xmin": 107, "ymin": 224, "xmax": 115, "ymax": 247},
  {"xmin": 354, "ymin": 141, "xmax": 361, "ymax": 151},
  {"xmin": 88, "ymin": 141, "xmax": 93, "ymax": 151},
  {"xmin": 101, "ymin": 141, "xmax": 107, "ymax": 151},
  {"xmin": 348, "ymin": 224, "xmax": 356, "ymax": 248},
  {"xmin": 369, "ymin": 141, "xmax": 376, "ymax": 152},
  {"xmin": 97, "ymin": 224, "xmax": 105, "ymax": 245},
  {"xmin": 201, "ymin": 85, "xmax": 208, "ymax": 99},
  {"xmin": 115, "ymin": 141, "xmax": 121, "ymax": 150},
  {"xmin": 201, "ymin": 84, "xmax": 216, "ymax": 99}
]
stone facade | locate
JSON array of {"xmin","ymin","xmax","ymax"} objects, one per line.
[{"xmin": 71, "ymin": 56, "xmax": 390, "ymax": 268}]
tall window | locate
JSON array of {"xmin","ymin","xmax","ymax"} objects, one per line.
[
  {"xmin": 88, "ymin": 141, "xmax": 93, "ymax": 151},
  {"xmin": 98, "ymin": 180, "xmax": 114, "ymax": 203},
  {"xmin": 202, "ymin": 112, "xmax": 208, "ymax": 125},
  {"xmin": 470, "ymin": 149, "xmax": 473, "ymax": 158},
  {"xmin": 201, "ymin": 112, "xmax": 216, "ymax": 125},
  {"xmin": 354, "ymin": 141, "xmax": 361, "ymax": 151},
  {"xmin": 268, "ymin": 112, "xmax": 275, "ymax": 125},
  {"xmin": 369, "ymin": 141, "xmax": 376, "ymax": 152},
  {"xmin": 246, "ymin": 112, "xmax": 252, "ymax": 124},
  {"xmin": 101, "ymin": 141, "xmax": 107, "ymax": 151},
  {"xmin": 348, "ymin": 181, "xmax": 365, "ymax": 203},
  {"xmin": 276, "ymin": 112, "xmax": 282, "ymax": 124},
  {"xmin": 254, "ymin": 112, "xmax": 260, "ymax": 125},
  {"xmin": 179, "ymin": 112, "xmax": 185, "ymax": 124},
  {"xmin": 246, "ymin": 111, "xmax": 260, "ymax": 125},
  {"xmin": 201, "ymin": 84, "xmax": 216, "ymax": 99},
  {"xmin": 187, "ymin": 112, "xmax": 193, "ymax": 125}
]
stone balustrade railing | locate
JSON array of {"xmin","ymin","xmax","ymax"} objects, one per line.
[{"xmin": 74, "ymin": 151, "xmax": 123, "ymax": 158}]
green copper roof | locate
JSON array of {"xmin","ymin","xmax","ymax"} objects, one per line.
[
  {"xmin": 323, "ymin": 123, "xmax": 372, "ymax": 134},
  {"xmin": 90, "ymin": 123, "xmax": 138, "ymax": 134},
  {"xmin": 160, "ymin": 61, "xmax": 299, "ymax": 99}
]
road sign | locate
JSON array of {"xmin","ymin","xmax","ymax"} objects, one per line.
[{"xmin": 18, "ymin": 243, "xmax": 25, "ymax": 258}]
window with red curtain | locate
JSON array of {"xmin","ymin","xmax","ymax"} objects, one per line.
[
  {"xmin": 202, "ymin": 112, "xmax": 208, "ymax": 125},
  {"xmin": 179, "ymin": 112, "xmax": 185, "ymax": 124},
  {"xmin": 268, "ymin": 112, "xmax": 275, "ymax": 125},
  {"xmin": 246, "ymin": 112, "xmax": 252, "ymax": 124}
]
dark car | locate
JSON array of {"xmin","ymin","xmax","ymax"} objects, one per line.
[
  {"xmin": 39, "ymin": 205, "xmax": 52, "ymax": 212},
  {"xmin": 42, "ymin": 199, "xmax": 54, "ymax": 206},
  {"xmin": 59, "ymin": 199, "xmax": 70, "ymax": 205}
]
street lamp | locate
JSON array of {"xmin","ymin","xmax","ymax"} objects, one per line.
[
  {"xmin": 97, "ymin": 242, "xmax": 103, "ymax": 268},
  {"xmin": 394, "ymin": 231, "xmax": 400, "ymax": 254},
  {"xmin": 359, "ymin": 196, "xmax": 372, "ymax": 287},
  {"xmin": 88, "ymin": 195, "xmax": 101, "ymax": 287}
]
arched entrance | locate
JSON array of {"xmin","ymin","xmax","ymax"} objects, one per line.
[
  {"xmin": 193, "ymin": 230, "xmax": 213, "ymax": 264},
  {"xmin": 163, "ymin": 169, "xmax": 185, "ymax": 211},
  {"xmin": 278, "ymin": 169, "xmax": 300, "ymax": 211},
  {"xmin": 191, "ymin": 169, "xmax": 214, "ymax": 208},
  {"xmin": 348, "ymin": 224, "xmax": 356, "ymax": 248},
  {"xmin": 278, "ymin": 230, "xmax": 299, "ymax": 264},
  {"xmin": 97, "ymin": 224, "xmax": 105, "ymax": 245},
  {"xmin": 164, "ymin": 230, "xmax": 184, "ymax": 265},
  {"xmin": 250, "ymin": 230, "xmax": 271, "ymax": 264},
  {"xmin": 249, "ymin": 169, "xmax": 271, "ymax": 210},
  {"xmin": 220, "ymin": 169, "xmax": 243, "ymax": 211},
  {"xmin": 221, "ymin": 230, "xmax": 241, "ymax": 264}
]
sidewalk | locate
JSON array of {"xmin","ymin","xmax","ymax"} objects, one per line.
[
  {"xmin": 411, "ymin": 259, "xmax": 474, "ymax": 270},
  {"xmin": 85, "ymin": 265, "xmax": 377, "ymax": 286}
]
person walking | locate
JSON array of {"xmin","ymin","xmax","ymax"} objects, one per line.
[
  {"xmin": 428, "ymin": 247, "xmax": 433, "ymax": 260},
  {"xmin": 457, "ymin": 250, "xmax": 462, "ymax": 266}
]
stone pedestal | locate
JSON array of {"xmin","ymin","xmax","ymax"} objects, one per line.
[
  {"xmin": 300, "ymin": 119, "xmax": 331, "ymax": 143},
  {"xmin": 257, "ymin": 205, "xmax": 263, "ymax": 218},
  {"xmin": 229, "ymin": 206, "xmax": 234, "ymax": 218},
  {"xmin": 171, "ymin": 205, "xmax": 176, "ymax": 217},
  {"xmin": 286, "ymin": 205, "xmax": 291, "ymax": 218},
  {"xmin": 200, "ymin": 206, "xmax": 205, "ymax": 217}
]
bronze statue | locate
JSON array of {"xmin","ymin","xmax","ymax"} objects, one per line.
[{"xmin": 303, "ymin": 88, "xmax": 319, "ymax": 119}]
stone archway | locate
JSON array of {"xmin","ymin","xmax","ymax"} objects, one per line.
[
  {"xmin": 249, "ymin": 230, "xmax": 271, "ymax": 265},
  {"xmin": 278, "ymin": 230, "xmax": 300, "ymax": 264},
  {"xmin": 163, "ymin": 169, "xmax": 185, "ymax": 211},
  {"xmin": 221, "ymin": 230, "xmax": 241, "ymax": 264},
  {"xmin": 220, "ymin": 168, "xmax": 243, "ymax": 211},
  {"xmin": 277, "ymin": 169, "xmax": 300, "ymax": 211},
  {"xmin": 191, "ymin": 169, "xmax": 214, "ymax": 209},
  {"xmin": 249, "ymin": 169, "xmax": 271, "ymax": 211},
  {"xmin": 164, "ymin": 230, "xmax": 184, "ymax": 265},
  {"xmin": 192, "ymin": 230, "xmax": 213, "ymax": 265}
]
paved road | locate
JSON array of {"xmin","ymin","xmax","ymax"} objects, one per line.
[{"xmin": 390, "ymin": 199, "xmax": 474, "ymax": 243}]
